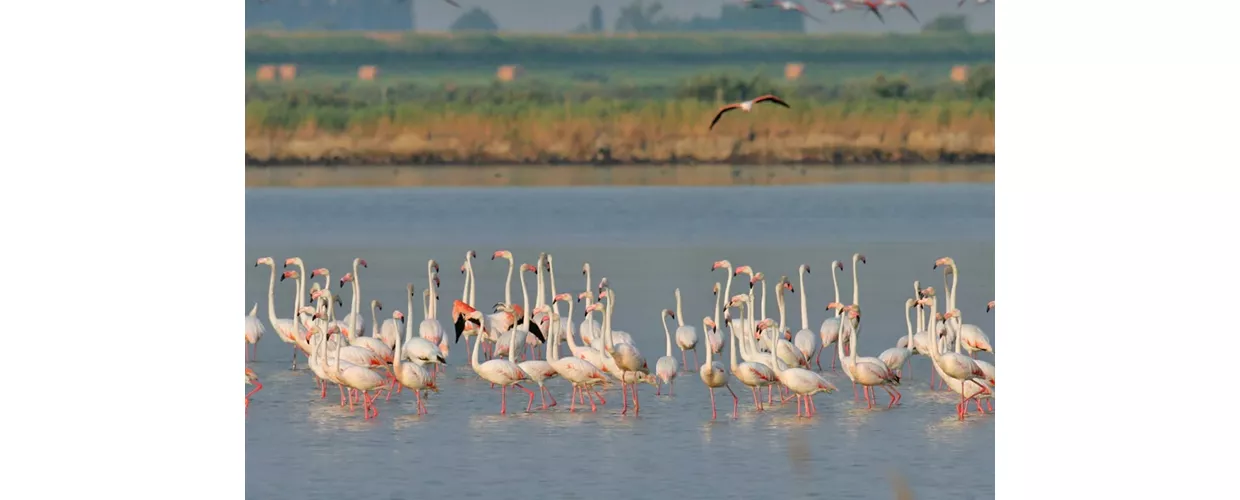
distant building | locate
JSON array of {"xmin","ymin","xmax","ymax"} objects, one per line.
[{"xmin": 246, "ymin": 0, "xmax": 415, "ymax": 31}]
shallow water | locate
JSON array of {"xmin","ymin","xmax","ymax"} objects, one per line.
[{"xmin": 245, "ymin": 185, "xmax": 996, "ymax": 500}]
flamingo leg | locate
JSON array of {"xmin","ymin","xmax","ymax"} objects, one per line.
[
  {"xmin": 538, "ymin": 385, "xmax": 548, "ymax": 409},
  {"xmin": 587, "ymin": 388, "xmax": 600, "ymax": 412},
  {"xmin": 809, "ymin": 395, "xmax": 819, "ymax": 415},
  {"xmin": 751, "ymin": 387, "xmax": 763, "ymax": 411},
  {"xmin": 815, "ymin": 347, "xmax": 824, "ymax": 371},
  {"xmin": 830, "ymin": 350, "xmax": 838, "ymax": 372},
  {"xmin": 681, "ymin": 350, "xmax": 688, "ymax": 371},
  {"xmin": 795, "ymin": 395, "xmax": 802, "ymax": 417},
  {"xmin": 500, "ymin": 385, "xmax": 507, "ymax": 414},
  {"xmin": 974, "ymin": 397, "xmax": 985, "ymax": 414},
  {"xmin": 767, "ymin": 385, "xmax": 774, "ymax": 405},
  {"xmin": 692, "ymin": 350, "xmax": 699, "ymax": 372},
  {"xmin": 290, "ymin": 346, "xmax": 298, "ymax": 370},
  {"xmin": 708, "ymin": 387, "xmax": 718, "ymax": 420},
  {"xmin": 514, "ymin": 383, "xmax": 536, "ymax": 412},
  {"xmin": 725, "ymin": 384, "xmax": 739, "ymax": 419},
  {"xmin": 632, "ymin": 381, "xmax": 640, "ymax": 414},
  {"xmin": 620, "ymin": 382, "xmax": 629, "ymax": 415},
  {"xmin": 656, "ymin": 380, "xmax": 662, "ymax": 396},
  {"xmin": 245, "ymin": 383, "xmax": 263, "ymax": 402},
  {"xmin": 547, "ymin": 386, "xmax": 558, "ymax": 407},
  {"xmin": 595, "ymin": 388, "xmax": 607, "ymax": 405}
]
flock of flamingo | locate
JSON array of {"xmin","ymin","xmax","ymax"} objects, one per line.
[{"xmin": 245, "ymin": 252, "xmax": 995, "ymax": 422}]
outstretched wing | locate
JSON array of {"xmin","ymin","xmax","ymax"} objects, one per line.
[
  {"xmin": 901, "ymin": 4, "xmax": 919, "ymax": 23},
  {"xmin": 709, "ymin": 104, "xmax": 741, "ymax": 130},
  {"xmin": 869, "ymin": 5, "xmax": 885, "ymax": 22},
  {"xmin": 754, "ymin": 95, "xmax": 791, "ymax": 108}
]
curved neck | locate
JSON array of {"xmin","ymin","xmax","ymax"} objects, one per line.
[
  {"xmin": 712, "ymin": 286, "xmax": 723, "ymax": 339},
  {"xmin": 566, "ymin": 305, "xmax": 582, "ymax": 352},
  {"xmin": 949, "ymin": 263, "xmax": 959, "ymax": 312},
  {"xmin": 674, "ymin": 289, "xmax": 685, "ymax": 327},
  {"xmin": 798, "ymin": 268, "xmax": 808, "ymax": 331},
  {"xmin": 265, "ymin": 264, "xmax": 278, "ymax": 329},
  {"xmin": 603, "ymin": 292, "xmax": 615, "ymax": 349},
  {"xmin": 837, "ymin": 309, "xmax": 848, "ymax": 360},
  {"xmin": 547, "ymin": 256, "xmax": 558, "ymax": 301},
  {"xmin": 319, "ymin": 269, "xmax": 329, "ymax": 294},
  {"xmin": 904, "ymin": 304, "xmax": 914, "ymax": 345},
  {"xmin": 830, "ymin": 265, "xmax": 841, "ymax": 310},
  {"xmin": 728, "ymin": 315, "xmax": 738, "ymax": 370},
  {"xmin": 662, "ymin": 313, "xmax": 673, "ymax": 357},
  {"xmin": 723, "ymin": 266, "xmax": 734, "ymax": 311},
  {"xmin": 472, "ymin": 314, "xmax": 484, "ymax": 370}
]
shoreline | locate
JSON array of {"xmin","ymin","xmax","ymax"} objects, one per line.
[{"xmin": 245, "ymin": 163, "xmax": 994, "ymax": 188}]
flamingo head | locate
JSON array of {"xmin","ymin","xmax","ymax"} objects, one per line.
[
  {"xmin": 704, "ymin": 317, "xmax": 716, "ymax": 331},
  {"xmin": 712, "ymin": 282, "xmax": 720, "ymax": 296},
  {"xmin": 663, "ymin": 309, "xmax": 675, "ymax": 320},
  {"xmin": 800, "ymin": 264, "xmax": 811, "ymax": 274},
  {"xmin": 582, "ymin": 262, "xmax": 590, "ymax": 275},
  {"xmin": 246, "ymin": 367, "xmax": 259, "ymax": 382},
  {"xmin": 750, "ymin": 272, "xmax": 767, "ymax": 289},
  {"xmin": 533, "ymin": 304, "xmax": 551, "ymax": 317},
  {"xmin": 432, "ymin": 274, "xmax": 441, "ymax": 288},
  {"xmin": 372, "ymin": 299, "xmax": 382, "ymax": 311},
  {"xmin": 577, "ymin": 291, "xmax": 592, "ymax": 303},
  {"xmin": 255, "ymin": 256, "xmax": 274, "ymax": 267},
  {"xmin": 584, "ymin": 303, "xmax": 603, "ymax": 316},
  {"xmin": 393, "ymin": 310, "xmax": 405, "ymax": 323},
  {"xmin": 521, "ymin": 263, "xmax": 538, "ymax": 273},
  {"xmin": 756, "ymin": 318, "xmax": 776, "ymax": 333},
  {"xmin": 459, "ymin": 263, "xmax": 467, "ymax": 274},
  {"xmin": 933, "ymin": 257, "xmax": 953, "ymax": 270},
  {"xmin": 905, "ymin": 298, "xmax": 917, "ymax": 309},
  {"xmin": 711, "ymin": 260, "xmax": 731, "ymax": 272},
  {"xmin": 920, "ymin": 286, "xmax": 936, "ymax": 298},
  {"xmin": 734, "ymin": 265, "xmax": 753, "ymax": 277},
  {"xmin": 309, "ymin": 268, "xmax": 326, "ymax": 278},
  {"xmin": 781, "ymin": 278, "xmax": 794, "ymax": 293},
  {"xmin": 310, "ymin": 289, "xmax": 325, "ymax": 302},
  {"xmin": 854, "ymin": 253, "xmax": 867, "ymax": 265},
  {"xmin": 298, "ymin": 306, "xmax": 316, "ymax": 316},
  {"xmin": 354, "ymin": 258, "xmax": 368, "ymax": 268},
  {"xmin": 727, "ymin": 294, "xmax": 749, "ymax": 308},
  {"xmin": 553, "ymin": 292, "xmax": 572, "ymax": 303},
  {"xmin": 543, "ymin": 255, "xmax": 553, "ymax": 270},
  {"xmin": 943, "ymin": 309, "xmax": 962, "ymax": 320},
  {"xmin": 429, "ymin": 260, "xmax": 439, "ymax": 273},
  {"xmin": 492, "ymin": 250, "xmax": 512, "ymax": 261},
  {"xmin": 986, "ymin": 300, "xmax": 995, "ymax": 313},
  {"xmin": 339, "ymin": 273, "xmax": 353, "ymax": 288},
  {"xmin": 597, "ymin": 277, "xmax": 610, "ymax": 293},
  {"xmin": 283, "ymin": 257, "xmax": 302, "ymax": 268},
  {"xmin": 281, "ymin": 270, "xmax": 299, "ymax": 282},
  {"xmin": 784, "ymin": 330, "xmax": 793, "ymax": 341}
]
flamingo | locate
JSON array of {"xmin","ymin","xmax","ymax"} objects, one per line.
[
  {"xmin": 517, "ymin": 306, "xmax": 559, "ymax": 410},
  {"xmin": 330, "ymin": 310, "xmax": 387, "ymax": 420},
  {"xmin": 769, "ymin": 276, "xmax": 811, "ymax": 370},
  {"xmin": 548, "ymin": 293, "xmax": 608, "ymax": 412},
  {"xmin": 757, "ymin": 318, "xmax": 837, "ymax": 417},
  {"xmin": 708, "ymin": 94, "xmax": 790, "ymax": 130},
  {"xmin": 697, "ymin": 303, "xmax": 739, "ymax": 420},
  {"xmin": 594, "ymin": 285, "xmax": 648, "ymax": 414},
  {"xmin": 673, "ymin": 288, "xmax": 700, "ymax": 372},
  {"xmin": 816, "ymin": 260, "xmax": 845, "ymax": 372},
  {"xmin": 749, "ymin": 0, "xmax": 822, "ymax": 22},
  {"xmin": 846, "ymin": 0, "xmax": 886, "ymax": 21},
  {"xmin": 654, "ymin": 308, "xmax": 680, "ymax": 396},
  {"xmin": 244, "ymin": 303, "xmax": 264, "ymax": 362},
  {"xmin": 937, "ymin": 307, "xmax": 993, "ymax": 419},
  {"xmin": 959, "ymin": 0, "xmax": 993, "ymax": 7},
  {"xmin": 488, "ymin": 250, "xmax": 525, "ymax": 346},
  {"xmin": 878, "ymin": 298, "xmax": 918, "ymax": 377},
  {"xmin": 710, "ymin": 260, "xmax": 740, "ymax": 352},
  {"xmin": 542, "ymin": 253, "xmax": 571, "ymax": 347},
  {"xmin": 567, "ymin": 292, "xmax": 607, "ymax": 372},
  {"xmin": 350, "ymin": 299, "xmax": 395, "ymax": 364},
  {"xmin": 256, "ymin": 257, "xmax": 299, "ymax": 368},
  {"xmin": 920, "ymin": 297, "xmax": 993, "ymax": 419},
  {"xmin": 725, "ymin": 295, "xmax": 777, "ymax": 412},
  {"xmin": 580, "ymin": 262, "xmax": 603, "ymax": 348},
  {"xmin": 419, "ymin": 260, "xmax": 446, "ymax": 347},
  {"xmin": 987, "ymin": 300, "xmax": 995, "ymax": 312},
  {"xmin": 935, "ymin": 257, "xmax": 994, "ymax": 358},
  {"xmin": 244, "ymin": 367, "xmax": 262, "ymax": 408},
  {"xmin": 494, "ymin": 263, "xmax": 546, "ymax": 359},
  {"xmin": 469, "ymin": 307, "xmax": 535, "ymax": 414},
  {"xmin": 452, "ymin": 250, "xmax": 480, "ymax": 358},
  {"xmin": 836, "ymin": 253, "xmax": 867, "ymax": 355},
  {"xmin": 842, "ymin": 306, "xmax": 903, "ymax": 409},
  {"xmin": 338, "ymin": 258, "xmax": 369, "ymax": 340},
  {"xmin": 401, "ymin": 284, "xmax": 447, "ymax": 368},
  {"xmin": 391, "ymin": 298, "xmax": 438, "ymax": 415},
  {"xmin": 792, "ymin": 264, "xmax": 820, "ymax": 367},
  {"xmin": 878, "ymin": 0, "xmax": 918, "ymax": 22}
]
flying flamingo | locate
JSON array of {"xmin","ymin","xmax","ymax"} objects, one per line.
[
  {"xmin": 959, "ymin": 0, "xmax": 993, "ymax": 7},
  {"xmin": 816, "ymin": 260, "xmax": 845, "ymax": 371},
  {"xmin": 244, "ymin": 303, "xmax": 264, "ymax": 362},
  {"xmin": 846, "ymin": 0, "xmax": 886, "ymax": 21},
  {"xmin": 672, "ymin": 288, "xmax": 700, "ymax": 372},
  {"xmin": 654, "ymin": 308, "xmax": 680, "ymax": 396},
  {"xmin": 764, "ymin": 1, "xmax": 822, "ymax": 22},
  {"xmin": 469, "ymin": 308, "xmax": 535, "ymax": 414},
  {"xmin": 708, "ymin": 95, "xmax": 790, "ymax": 130},
  {"xmin": 878, "ymin": 0, "xmax": 918, "ymax": 22},
  {"xmin": 245, "ymin": 367, "xmax": 262, "ymax": 408}
]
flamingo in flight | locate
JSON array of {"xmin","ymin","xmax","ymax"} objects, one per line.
[
  {"xmin": 878, "ymin": 0, "xmax": 918, "ymax": 22},
  {"xmin": 846, "ymin": 0, "xmax": 886, "ymax": 22},
  {"xmin": 763, "ymin": 1, "xmax": 822, "ymax": 22},
  {"xmin": 709, "ymin": 95, "xmax": 790, "ymax": 130},
  {"xmin": 959, "ymin": 0, "xmax": 993, "ymax": 7}
]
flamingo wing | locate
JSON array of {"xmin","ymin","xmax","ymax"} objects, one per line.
[
  {"xmin": 443, "ymin": 0, "xmax": 461, "ymax": 7},
  {"xmin": 797, "ymin": 6, "xmax": 822, "ymax": 22},
  {"xmin": 754, "ymin": 95, "xmax": 791, "ymax": 108},
  {"xmin": 900, "ymin": 4, "xmax": 918, "ymax": 22},
  {"xmin": 709, "ymin": 104, "xmax": 742, "ymax": 130},
  {"xmin": 868, "ymin": 5, "xmax": 885, "ymax": 22}
]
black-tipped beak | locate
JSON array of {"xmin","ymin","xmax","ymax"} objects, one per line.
[
  {"xmin": 491, "ymin": 255, "xmax": 496, "ymax": 260},
  {"xmin": 932, "ymin": 264, "xmax": 938, "ymax": 270},
  {"xmin": 280, "ymin": 275, "xmax": 287, "ymax": 282},
  {"xmin": 339, "ymin": 280, "xmax": 345, "ymax": 288},
  {"xmin": 254, "ymin": 262, "xmax": 258, "ymax": 267}
]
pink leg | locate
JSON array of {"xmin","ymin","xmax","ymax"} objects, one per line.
[
  {"xmin": 987, "ymin": 399, "xmax": 994, "ymax": 412},
  {"xmin": 830, "ymin": 350, "xmax": 837, "ymax": 373},
  {"xmin": 548, "ymin": 387, "xmax": 558, "ymax": 407},
  {"xmin": 809, "ymin": 395, "xmax": 819, "ymax": 415},
  {"xmin": 815, "ymin": 347, "xmax": 824, "ymax": 371},
  {"xmin": 692, "ymin": 350, "xmax": 699, "ymax": 372},
  {"xmin": 587, "ymin": 389, "xmax": 599, "ymax": 412},
  {"xmin": 632, "ymin": 381, "xmax": 641, "ymax": 414},
  {"xmin": 514, "ymin": 383, "xmax": 536, "ymax": 412},
  {"xmin": 670, "ymin": 380, "xmax": 675, "ymax": 396},
  {"xmin": 708, "ymin": 387, "xmax": 718, "ymax": 420},
  {"xmin": 500, "ymin": 386, "xmax": 508, "ymax": 414},
  {"xmin": 621, "ymin": 383, "xmax": 630, "ymax": 415},
  {"xmin": 338, "ymin": 384, "xmax": 347, "ymax": 406},
  {"xmin": 795, "ymin": 395, "xmax": 802, "ymax": 417},
  {"xmin": 538, "ymin": 385, "xmax": 548, "ymax": 410},
  {"xmin": 595, "ymin": 389, "xmax": 606, "ymax": 405},
  {"xmin": 656, "ymin": 380, "xmax": 662, "ymax": 396},
  {"xmin": 767, "ymin": 385, "xmax": 774, "ymax": 405},
  {"xmin": 726, "ymin": 384, "xmax": 739, "ymax": 419},
  {"xmin": 681, "ymin": 350, "xmax": 688, "ymax": 371}
]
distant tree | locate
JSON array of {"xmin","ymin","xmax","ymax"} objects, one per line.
[
  {"xmin": 614, "ymin": 0, "xmax": 663, "ymax": 33},
  {"xmin": 449, "ymin": 7, "xmax": 499, "ymax": 32},
  {"xmin": 922, "ymin": 14, "xmax": 970, "ymax": 33},
  {"xmin": 590, "ymin": 5, "xmax": 605, "ymax": 33}
]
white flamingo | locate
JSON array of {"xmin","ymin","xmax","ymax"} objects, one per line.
[
  {"xmin": 920, "ymin": 297, "xmax": 993, "ymax": 419},
  {"xmin": 255, "ymin": 257, "xmax": 298, "ymax": 368},
  {"xmin": 594, "ymin": 284, "xmax": 648, "ymax": 414},
  {"xmin": 792, "ymin": 264, "xmax": 820, "ymax": 367},
  {"xmin": 726, "ymin": 294, "xmax": 778, "ymax": 412},
  {"xmin": 391, "ymin": 293, "xmax": 438, "ymax": 415},
  {"xmin": 418, "ymin": 260, "xmax": 446, "ymax": 348},
  {"xmin": 936, "ymin": 257, "xmax": 995, "ymax": 358},
  {"xmin": 697, "ymin": 300, "xmax": 739, "ymax": 420},
  {"xmin": 579, "ymin": 262, "xmax": 603, "ymax": 348},
  {"xmin": 338, "ymin": 258, "xmax": 369, "ymax": 339},
  {"xmin": 939, "ymin": 308, "xmax": 994, "ymax": 417},
  {"xmin": 878, "ymin": 298, "xmax": 918, "ymax": 377},
  {"xmin": 842, "ymin": 306, "xmax": 903, "ymax": 409},
  {"xmin": 402, "ymin": 284, "xmax": 447, "ymax": 368},
  {"xmin": 548, "ymin": 293, "xmax": 608, "ymax": 412},
  {"xmin": 517, "ymin": 305, "xmax": 559, "ymax": 410},
  {"xmin": 757, "ymin": 318, "xmax": 837, "ymax": 417},
  {"xmin": 330, "ymin": 308, "xmax": 387, "ymax": 420},
  {"xmin": 469, "ymin": 308, "xmax": 535, "ymax": 414},
  {"xmin": 244, "ymin": 303, "xmax": 264, "ymax": 362},
  {"xmin": 654, "ymin": 308, "xmax": 680, "ymax": 396},
  {"xmin": 673, "ymin": 288, "xmax": 700, "ymax": 372},
  {"xmin": 816, "ymin": 260, "xmax": 845, "ymax": 372}
]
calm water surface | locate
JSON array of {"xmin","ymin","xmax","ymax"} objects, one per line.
[{"xmin": 245, "ymin": 185, "xmax": 995, "ymax": 500}]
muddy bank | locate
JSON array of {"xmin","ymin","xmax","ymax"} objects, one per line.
[{"xmin": 245, "ymin": 163, "xmax": 994, "ymax": 187}]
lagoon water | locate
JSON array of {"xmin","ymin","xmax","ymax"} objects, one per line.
[{"xmin": 245, "ymin": 185, "xmax": 995, "ymax": 500}]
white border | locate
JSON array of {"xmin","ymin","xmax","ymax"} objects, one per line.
[
  {"xmin": 1001, "ymin": 1, "xmax": 1240, "ymax": 498},
  {"xmin": 7, "ymin": 0, "xmax": 237, "ymax": 497}
]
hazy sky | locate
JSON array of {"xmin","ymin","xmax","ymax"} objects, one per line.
[{"xmin": 410, "ymin": 0, "xmax": 995, "ymax": 34}]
